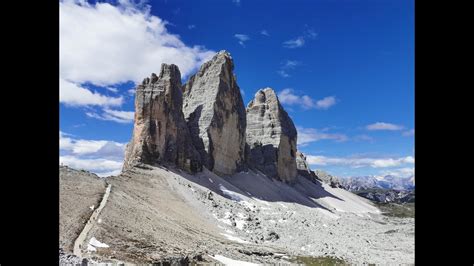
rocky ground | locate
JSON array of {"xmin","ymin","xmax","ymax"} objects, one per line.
[{"xmin": 60, "ymin": 165, "xmax": 414, "ymax": 265}]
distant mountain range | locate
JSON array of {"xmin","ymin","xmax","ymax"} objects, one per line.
[{"xmin": 340, "ymin": 175, "xmax": 415, "ymax": 192}]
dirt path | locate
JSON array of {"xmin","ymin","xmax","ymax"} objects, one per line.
[{"xmin": 73, "ymin": 184, "xmax": 112, "ymax": 258}]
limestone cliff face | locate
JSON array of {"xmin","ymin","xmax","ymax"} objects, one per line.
[
  {"xmin": 246, "ymin": 88, "xmax": 297, "ymax": 182},
  {"xmin": 123, "ymin": 64, "xmax": 202, "ymax": 173},
  {"xmin": 182, "ymin": 51, "xmax": 246, "ymax": 176}
]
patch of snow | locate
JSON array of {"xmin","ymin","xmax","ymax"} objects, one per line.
[
  {"xmin": 235, "ymin": 219, "xmax": 246, "ymax": 230},
  {"xmin": 89, "ymin": 237, "xmax": 109, "ymax": 248},
  {"xmin": 210, "ymin": 255, "xmax": 260, "ymax": 266},
  {"xmin": 98, "ymin": 218, "xmax": 102, "ymax": 224},
  {"xmin": 89, "ymin": 205, "xmax": 94, "ymax": 210},
  {"xmin": 87, "ymin": 244, "xmax": 97, "ymax": 252},
  {"xmin": 220, "ymin": 233, "xmax": 249, "ymax": 244},
  {"xmin": 219, "ymin": 184, "xmax": 243, "ymax": 201},
  {"xmin": 208, "ymin": 178, "xmax": 214, "ymax": 183},
  {"xmin": 278, "ymin": 203, "xmax": 288, "ymax": 208}
]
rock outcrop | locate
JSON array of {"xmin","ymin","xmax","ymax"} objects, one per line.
[
  {"xmin": 296, "ymin": 151, "xmax": 318, "ymax": 179},
  {"xmin": 245, "ymin": 88, "xmax": 297, "ymax": 182},
  {"xmin": 182, "ymin": 50, "xmax": 246, "ymax": 176},
  {"xmin": 123, "ymin": 64, "xmax": 202, "ymax": 173},
  {"xmin": 314, "ymin": 170, "xmax": 342, "ymax": 188}
]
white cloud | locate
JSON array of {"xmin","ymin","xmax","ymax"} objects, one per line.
[
  {"xmin": 278, "ymin": 89, "xmax": 337, "ymax": 110},
  {"xmin": 128, "ymin": 89, "xmax": 135, "ymax": 96},
  {"xmin": 60, "ymin": 131, "xmax": 126, "ymax": 158},
  {"xmin": 366, "ymin": 122, "xmax": 404, "ymax": 131},
  {"xmin": 283, "ymin": 37, "xmax": 305, "ymax": 48},
  {"xmin": 277, "ymin": 70, "xmax": 290, "ymax": 78},
  {"xmin": 60, "ymin": 131, "xmax": 126, "ymax": 176},
  {"xmin": 60, "ymin": 155, "xmax": 123, "ymax": 177},
  {"xmin": 297, "ymin": 127, "xmax": 348, "ymax": 145},
  {"xmin": 277, "ymin": 60, "xmax": 300, "ymax": 78},
  {"xmin": 260, "ymin": 30, "xmax": 269, "ymax": 36},
  {"xmin": 283, "ymin": 27, "xmax": 317, "ymax": 48},
  {"xmin": 188, "ymin": 24, "xmax": 196, "ymax": 29},
  {"xmin": 315, "ymin": 96, "xmax": 337, "ymax": 110},
  {"xmin": 380, "ymin": 167, "xmax": 414, "ymax": 179},
  {"xmin": 86, "ymin": 108, "xmax": 134, "ymax": 124},
  {"xmin": 305, "ymin": 155, "xmax": 414, "ymax": 168},
  {"xmin": 402, "ymin": 129, "xmax": 415, "ymax": 136},
  {"xmin": 105, "ymin": 87, "xmax": 119, "ymax": 93},
  {"xmin": 232, "ymin": 0, "xmax": 241, "ymax": 6},
  {"xmin": 60, "ymin": 78, "xmax": 123, "ymax": 107},
  {"xmin": 234, "ymin": 34, "xmax": 250, "ymax": 47},
  {"xmin": 60, "ymin": 0, "xmax": 214, "ymax": 86}
]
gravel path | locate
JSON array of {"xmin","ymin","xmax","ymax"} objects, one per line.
[{"xmin": 73, "ymin": 184, "xmax": 112, "ymax": 258}]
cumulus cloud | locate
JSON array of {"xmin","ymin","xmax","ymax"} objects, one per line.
[
  {"xmin": 305, "ymin": 155, "xmax": 414, "ymax": 168},
  {"xmin": 86, "ymin": 108, "xmax": 134, "ymax": 124},
  {"xmin": 297, "ymin": 127, "xmax": 348, "ymax": 145},
  {"xmin": 366, "ymin": 122, "xmax": 404, "ymax": 131},
  {"xmin": 60, "ymin": 131, "xmax": 126, "ymax": 176},
  {"xmin": 60, "ymin": 131, "xmax": 126, "ymax": 158},
  {"xmin": 60, "ymin": 78, "xmax": 123, "ymax": 107},
  {"xmin": 60, "ymin": 156, "xmax": 123, "ymax": 177},
  {"xmin": 234, "ymin": 34, "xmax": 250, "ymax": 47},
  {"xmin": 278, "ymin": 89, "xmax": 337, "ymax": 110},
  {"xmin": 60, "ymin": 0, "xmax": 214, "ymax": 86}
]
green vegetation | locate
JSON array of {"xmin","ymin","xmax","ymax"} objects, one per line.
[
  {"xmin": 376, "ymin": 202, "xmax": 415, "ymax": 218},
  {"xmin": 289, "ymin": 256, "xmax": 348, "ymax": 265}
]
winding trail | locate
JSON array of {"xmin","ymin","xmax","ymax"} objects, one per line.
[{"xmin": 73, "ymin": 184, "xmax": 112, "ymax": 258}]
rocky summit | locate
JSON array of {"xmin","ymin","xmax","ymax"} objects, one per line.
[
  {"xmin": 246, "ymin": 88, "xmax": 298, "ymax": 182},
  {"xmin": 182, "ymin": 51, "xmax": 246, "ymax": 176},
  {"xmin": 123, "ymin": 64, "xmax": 202, "ymax": 173}
]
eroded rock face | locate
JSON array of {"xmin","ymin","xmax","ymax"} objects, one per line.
[
  {"xmin": 296, "ymin": 151, "xmax": 316, "ymax": 178},
  {"xmin": 246, "ymin": 88, "xmax": 297, "ymax": 182},
  {"xmin": 123, "ymin": 64, "xmax": 202, "ymax": 173},
  {"xmin": 182, "ymin": 51, "xmax": 246, "ymax": 176}
]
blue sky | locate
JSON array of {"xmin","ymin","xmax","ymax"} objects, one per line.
[{"xmin": 59, "ymin": 0, "xmax": 414, "ymax": 178}]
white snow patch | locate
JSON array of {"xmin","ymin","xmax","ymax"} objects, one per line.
[
  {"xmin": 220, "ymin": 233, "xmax": 249, "ymax": 244},
  {"xmin": 213, "ymin": 214, "xmax": 233, "ymax": 226},
  {"xmin": 210, "ymin": 255, "xmax": 260, "ymax": 266},
  {"xmin": 208, "ymin": 178, "xmax": 214, "ymax": 183},
  {"xmin": 235, "ymin": 219, "xmax": 246, "ymax": 230},
  {"xmin": 89, "ymin": 237, "xmax": 109, "ymax": 248},
  {"xmin": 278, "ymin": 203, "xmax": 288, "ymax": 208},
  {"xmin": 87, "ymin": 244, "xmax": 97, "ymax": 252},
  {"xmin": 89, "ymin": 205, "xmax": 94, "ymax": 210},
  {"xmin": 219, "ymin": 184, "xmax": 243, "ymax": 201},
  {"xmin": 98, "ymin": 218, "xmax": 102, "ymax": 224}
]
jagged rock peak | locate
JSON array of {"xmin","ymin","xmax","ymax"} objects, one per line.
[
  {"xmin": 182, "ymin": 50, "xmax": 246, "ymax": 176},
  {"xmin": 123, "ymin": 63, "xmax": 202, "ymax": 174},
  {"xmin": 246, "ymin": 87, "xmax": 298, "ymax": 183}
]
